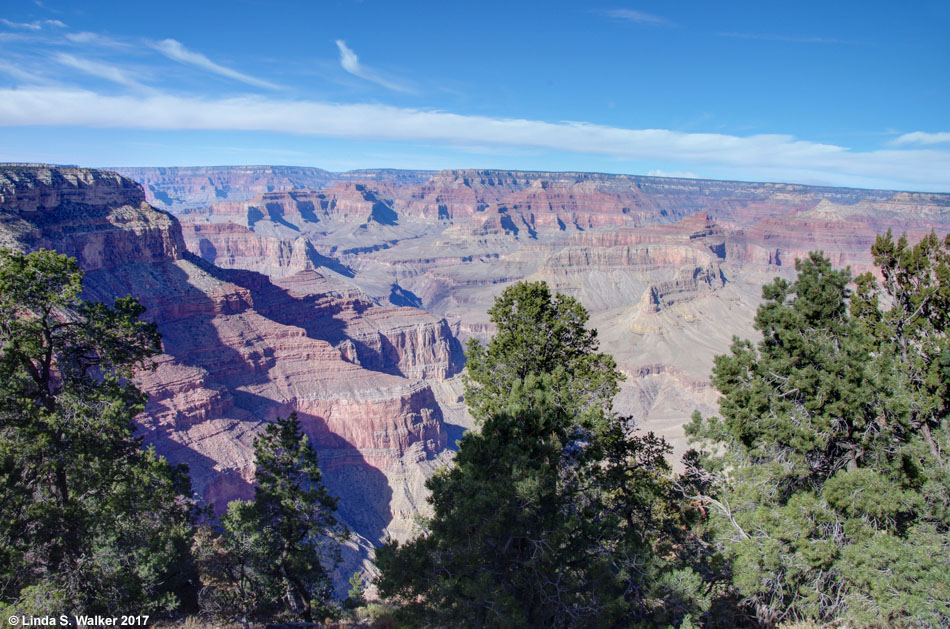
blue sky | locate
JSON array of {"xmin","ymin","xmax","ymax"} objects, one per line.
[{"xmin": 1, "ymin": 0, "xmax": 949, "ymax": 191}]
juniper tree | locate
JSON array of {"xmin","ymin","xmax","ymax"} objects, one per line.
[
  {"xmin": 198, "ymin": 413, "xmax": 346, "ymax": 625},
  {"xmin": 462, "ymin": 280, "xmax": 621, "ymax": 425},
  {"xmin": 687, "ymin": 246, "xmax": 950, "ymax": 627}
]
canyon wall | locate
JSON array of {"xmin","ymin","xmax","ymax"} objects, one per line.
[
  {"xmin": 112, "ymin": 165, "xmax": 432, "ymax": 213},
  {"xmin": 132, "ymin": 166, "xmax": 950, "ymax": 458},
  {"xmin": 0, "ymin": 165, "xmax": 466, "ymax": 581}
]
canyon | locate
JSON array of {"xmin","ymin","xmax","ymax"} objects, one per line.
[{"xmin": 4, "ymin": 163, "xmax": 950, "ymax": 584}]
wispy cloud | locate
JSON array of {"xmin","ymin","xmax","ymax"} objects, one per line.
[
  {"xmin": 65, "ymin": 31, "xmax": 126, "ymax": 47},
  {"xmin": 717, "ymin": 32, "xmax": 856, "ymax": 44},
  {"xmin": 53, "ymin": 53, "xmax": 146, "ymax": 89},
  {"xmin": 335, "ymin": 39, "xmax": 414, "ymax": 93},
  {"xmin": 0, "ymin": 59, "xmax": 46, "ymax": 84},
  {"xmin": 0, "ymin": 32, "xmax": 38, "ymax": 44},
  {"xmin": 601, "ymin": 9, "xmax": 672, "ymax": 26},
  {"xmin": 1, "ymin": 87, "xmax": 948, "ymax": 190},
  {"xmin": 151, "ymin": 39, "xmax": 281, "ymax": 90},
  {"xmin": 891, "ymin": 131, "xmax": 950, "ymax": 146},
  {"xmin": 1, "ymin": 18, "xmax": 65, "ymax": 30}
]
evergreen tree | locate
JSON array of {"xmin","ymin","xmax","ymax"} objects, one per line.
[
  {"xmin": 197, "ymin": 413, "xmax": 346, "ymax": 624},
  {"xmin": 194, "ymin": 504, "xmax": 280, "ymax": 629},
  {"xmin": 845, "ymin": 231, "xmax": 950, "ymax": 625},
  {"xmin": 0, "ymin": 249, "xmax": 195, "ymax": 615},
  {"xmin": 463, "ymin": 280, "xmax": 621, "ymax": 424},
  {"xmin": 687, "ymin": 246, "xmax": 950, "ymax": 627},
  {"xmin": 378, "ymin": 281, "xmax": 705, "ymax": 627}
]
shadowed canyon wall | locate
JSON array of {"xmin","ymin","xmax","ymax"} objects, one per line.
[{"xmin": 0, "ymin": 165, "xmax": 466, "ymax": 584}]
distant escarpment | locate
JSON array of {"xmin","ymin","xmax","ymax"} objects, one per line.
[
  {"xmin": 0, "ymin": 164, "xmax": 465, "ymax": 554},
  {"xmin": 118, "ymin": 166, "xmax": 950, "ymax": 461},
  {"xmin": 20, "ymin": 161, "xmax": 950, "ymax": 595},
  {"xmin": 112, "ymin": 165, "xmax": 432, "ymax": 213}
]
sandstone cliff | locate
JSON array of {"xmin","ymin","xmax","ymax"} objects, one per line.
[
  {"xmin": 0, "ymin": 165, "xmax": 466, "ymax": 569},
  {"xmin": 21, "ymin": 162, "xmax": 950, "ymax": 594}
]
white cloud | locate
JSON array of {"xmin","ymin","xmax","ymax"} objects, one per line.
[
  {"xmin": 1, "ymin": 18, "xmax": 65, "ymax": 30},
  {"xmin": 65, "ymin": 31, "xmax": 125, "ymax": 47},
  {"xmin": 602, "ymin": 9, "xmax": 671, "ymax": 26},
  {"xmin": 891, "ymin": 131, "xmax": 950, "ymax": 146},
  {"xmin": 0, "ymin": 59, "xmax": 46, "ymax": 84},
  {"xmin": 151, "ymin": 39, "xmax": 280, "ymax": 90},
  {"xmin": 53, "ymin": 53, "xmax": 146, "ymax": 89},
  {"xmin": 336, "ymin": 39, "xmax": 361, "ymax": 75},
  {"xmin": 0, "ymin": 87, "xmax": 948, "ymax": 191},
  {"xmin": 335, "ymin": 39, "xmax": 413, "ymax": 93}
]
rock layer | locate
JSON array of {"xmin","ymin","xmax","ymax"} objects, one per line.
[
  {"xmin": 0, "ymin": 165, "xmax": 465, "ymax": 559},
  {"xmin": 112, "ymin": 165, "xmax": 432, "ymax": 213},
  {"xmin": 133, "ymin": 167, "xmax": 950, "ymax": 464}
]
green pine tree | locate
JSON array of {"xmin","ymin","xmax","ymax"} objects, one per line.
[
  {"xmin": 462, "ymin": 280, "xmax": 621, "ymax": 425},
  {"xmin": 0, "ymin": 249, "xmax": 195, "ymax": 615},
  {"xmin": 378, "ymin": 281, "xmax": 705, "ymax": 627},
  {"xmin": 197, "ymin": 413, "xmax": 347, "ymax": 625},
  {"xmin": 194, "ymin": 502, "xmax": 280, "ymax": 629}
]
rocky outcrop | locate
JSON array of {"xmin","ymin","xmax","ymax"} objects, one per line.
[
  {"xmin": 1, "ymin": 164, "xmax": 146, "ymax": 209},
  {"xmin": 205, "ymin": 183, "xmax": 399, "ymax": 232},
  {"xmin": 528, "ymin": 213, "xmax": 728, "ymax": 312},
  {"xmin": 182, "ymin": 222, "xmax": 334, "ymax": 278},
  {"xmin": 0, "ymin": 164, "xmax": 184, "ymax": 269},
  {"xmin": 264, "ymin": 270, "xmax": 465, "ymax": 381},
  {"xmin": 20, "ymin": 161, "xmax": 950, "ymax": 592},
  {"xmin": 384, "ymin": 169, "xmax": 909, "ymax": 231},
  {"xmin": 0, "ymin": 165, "xmax": 466, "ymax": 558},
  {"xmin": 740, "ymin": 196, "xmax": 950, "ymax": 274},
  {"xmin": 110, "ymin": 165, "xmax": 336, "ymax": 211},
  {"xmin": 636, "ymin": 266, "xmax": 726, "ymax": 313}
]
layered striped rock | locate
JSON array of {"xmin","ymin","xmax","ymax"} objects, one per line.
[
  {"xmin": 119, "ymin": 166, "xmax": 950, "ymax": 468},
  {"xmin": 0, "ymin": 165, "xmax": 464, "ymax": 551}
]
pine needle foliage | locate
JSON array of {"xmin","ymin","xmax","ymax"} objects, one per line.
[
  {"xmin": 377, "ymin": 281, "xmax": 706, "ymax": 627},
  {"xmin": 0, "ymin": 248, "xmax": 194, "ymax": 616},
  {"xmin": 196, "ymin": 413, "xmax": 347, "ymax": 626}
]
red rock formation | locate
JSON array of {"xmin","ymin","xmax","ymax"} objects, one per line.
[
  {"xmin": 0, "ymin": 165, "xmax": 463, "ymax": 553},
  {"xmin": 383, "ymin": 169, "xmax": 909, "ymax": 232},
  {"xmin": 199, "ymin": 183, "xmax": 400, "ymax": 233},
  {"xmin": 181, "ymin": 222, "xmax": 329, "ymax": 277},
  {"xmin": 741, "ymin": 197, "xmax": 950, "ymax": 274},
  {"xmin": 19, "ymin": 162, "xmax": 950, "ymax": 587},
  {"xmin": 111, "ymin": 165, "xmax": 336, "ymax": 210},
  {"xmin": 0, "ymin": 165, "xmax": 183, "ymax": 269},
  {"xmin": 110, "ymin": 165, "xmax": 950, "ymax": 472}
]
